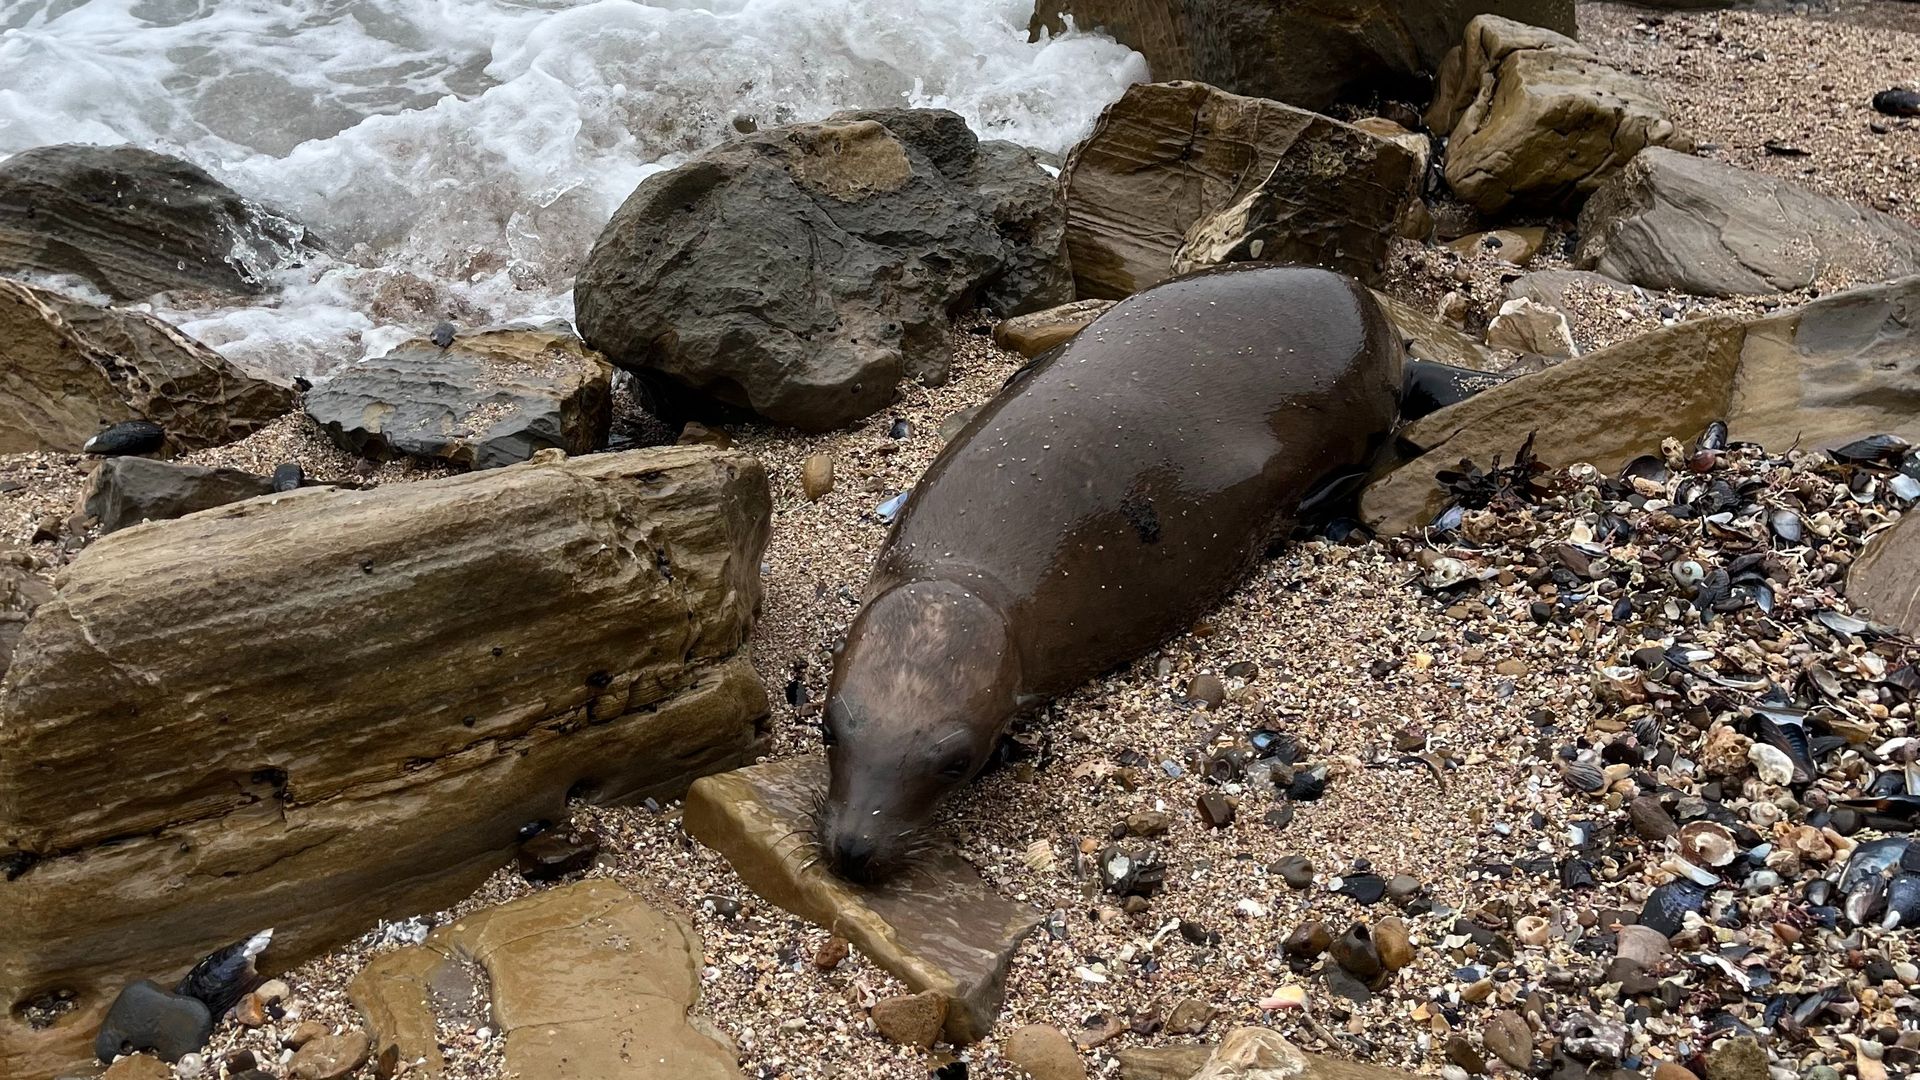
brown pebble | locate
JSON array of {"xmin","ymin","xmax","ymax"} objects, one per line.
[
  {"xmin": 1484, "ymin": 1010, "xmax": 1533, "ymax": 1069},
  {"xmin": 871, "ymin": 991, "xmax": 948, "ymax": 1048},
  {"xmin": 287, "ymin": 1020, "xmax": 329, "ymax": 1049},
  {"xmin": 1187, "ymin": 673, "xmax": 1226, "ymax": 707},
  {"xmin": 1653, "ymin": 1063, "xmax": 1700, "ymax": 1080},
  {"xmin": 233, "ymin": 992, "xmax": 269, "ymax": 1028},
  {"xmin": 801, "ymin": 453, "xmax": 835, "ymax": 501},
  {"xmin": 813, "ymin": 934, "xmax": 850, "ymax": 970},
  {"xmin": 1164, "ymin": 997, "xmax": 1215, "ymax": 1036},
  {"xmin": 288, "ymin": 1029, "xmax": 372, "ymax": 1080},
  {"xmin": 1375, "ymin": 916, "xmax": 1414, "ymax": 971},
  {"xmin": 1197, "ymin": 792, "xmax": 1235, "ymax": 828},
  {"xmin": 1446, "ymin": 1032, "xmax": 1488, "ymax": 1074},
  {"xmin": 1285, "ymin": 920, "xmax": 1332, "ymax": 960},
  {"xmin": 1461, "ymin": 977, "xmax": 1494, "ymax": 1003},
  {"xmin": 1004, "ymin": 1023, "xmax": 1085, "ymax": 1080},
  {"xmin": 102, "ymin": 1054, "xmax": 171, "ymax": 1080},
  {"xmin": 1126, "ymin": 810, "xmax": 1171, "ymax": 837},
  {"xmin": 676, "ymin": 421, "xmax": 731, "ymax": 449}
]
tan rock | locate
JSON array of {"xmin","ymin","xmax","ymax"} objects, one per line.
[
  {"xmin": 683, "ymin": 756, "xmax": 1041, "ymax": 1043},
  {"xmin": 1653, "ymin": 1064, "xmax": 1700, "ymax": 1080},
  {"xmin": 993, "ymin": 300, "xmax": 1116, "ymax": 358},
  {"xmin": 101, "ymin": 1054, "xmax": 172, "ymax": 1080},
  {"xmin": 1117, "ymin": 1045, "xmax": 1216, "ymax": 1080},
  {"xmin": 1578, "ymin": 148, "xmax": 1920, "ymax": 297},
  {"xmin": 0, "ymin": 447, "xmax": 770, "ymax": 1079},
  {"xmin": 1062, "ymin": 82, "xmax": 1417, "ymax": 299},
  {"xmin": 1027, "ymin": 2, "xmax": 1575, "ymax": 111},
  {"xmin": 287, "ymin": 1020, "xmax": 329, "ymax": 1049},
  {"xmin": 1849, "ymin": 513, "xmax": 1920, "ymax": 634},
  {"xmin": 801, "ymin": 453, "xmax": 836, "ymax": 502},
  {"xmin": 1006, "ymin": 1023, "xmax": 1086, "ymax": 1080},
  {"xmin": 1372, "ymin": 292, "xmax": 1504, "ymax": 373},
  {"xmin": 1446, "ymin": 227, "xmax": 1548, "ymax": 265},
  {"xmin": 287, "ymin": 1029, "xmax": 371, "ymax": 1080},
  {"xmin": 1430, "ymin": 16, "xmax": 1690, "ymax": 214},
  {"xmin": 1484, "ymin": 1011, "xmax": 1534, "ymax": 1069},
  {"xmin": 352, "ymin": 880, "xmax": 737, "ymax": 1080},
  {"xmin": 1191, "ymin": 1027, "xmax": 1427, "ymax": 1079},
  {"xmin": 1374, "ymin": 916, "xmax": 1415, "ymax": 971},
  {"xmin": 0, "ymin": 277, "xmax": 294, "ymax": 454},
  {"xmin": 1485, "ymin": 298, "xmax": 1577, "ymax": 358},
  {"xmin": 871, "ymin": 991, "xmax": 948, "ymax": 1048}
]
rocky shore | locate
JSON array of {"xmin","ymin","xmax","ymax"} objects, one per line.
[{"xmin": 6, "ymin": 3, "xmax": 1920, "ymax": 1080}]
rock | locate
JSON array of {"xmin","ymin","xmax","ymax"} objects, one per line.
[
  {"xmin": 1062, "ymin": 82, "xmax": 1417, "ymax": 299},
  {"xmin": 1484, "ymin": 298, "xmax": 1576, "ymax": 358},
  {"xmin": 1273, "ymin": 855, "xmax": 1315, "ymax": 890},
  {"xmin": 871, "ymin": 991, "xmax": 948, "ymax": 1048},
  {"xmin": 232, "ymin": 993, "xmax": 268, "ymax": 1027},
  {"xmin": 1, "ymin": 447, "xmax": 770, "ymax": 1079},
  {"xmin": 1375, "ymin": 916, "xmax": 1415, "ymax": 971},
  {"xmin": 1428, "ymin": 16, "xmax": 1689, "ymax": 214},
  {"xmin": 102, "ymin": 1054, "xmax": 173, "ymax": 1080},
  {"xmin": 1446, "ymin": 228, "xmax": 1548, "ymax": 265},
  {"xmin": 1126, "ymin": 811, "xmax": 1172, "ymax": 837},
  {"xmin": 1373, "ymin": 292, "xmax": 1506, "ymax": 373},
  {"xmin": 682, "ymin": 756, "xmax": 1041, "ymax": 1042},
  {"xmin": 1629, "ymin": 796, "xmax": 1680, "ymax": 842},
  {"xmin": 1615, "ymin": 923, "xmax": 1673, "ymax": 968},
  {"xmin": 514, "ymin": 827, "xmax": 600, "ymax": 882},
  {"xmin": 1006, "ymin": 1023, "xmax": 1086, "ymax": 1080},
  {"xmin": 801, "ymin": 454, "xmax": 836, "ymax": 502},
  {"xmin": 1847, "ymin": 509, "xmax": 1920, "ymax": 635},
  {"xmin": 0, "ymin": 145, "xmax": 312, "ymax": 301},
  {"xmin": 1446, "ymin": 1034, "xmax": 1488, "ymax": 1075},
  {"xmin": 0, "ymin": 550, "xmax": 54, "ymax": 683},
  {"xmin": 1116, "ymin": 1045, "xmax": 1216, "ymax": 1080},
  {"xmin": 1704, "ymin": 1038, "xmax": 1768, "ymax": 1080},
  {"xmin": 1189, "ymin": 1026, "xmax": 1429, "ymax": 1079},
  {"xmin": 253, "ymin": 979, "xmax": 289, "ymax": 1005},
  {"xmin": 1028, "ymin": 1, "xmax": 1576, "ymax": 111},
  {"xmin": 287, "ymin": 1020, "xmax": 328, "ymax": 1049},
  {"xmin": 1362, "ymin": 275, "xmax": 1920, "ymax": 534},
  {"xmin": 1165, "ymin": 997, "xmax": 1216, "ymax": 1036},
  {"xmin": 1577, "ymin": 148, "xmax": 1920, "ymax": 296},
  {"xmin": 0, "ymin": 277, "xmax": 294, "ymax": 454},
  {"xmin": 576, "ymin": 109, "xmax": 1069, "ymax": 431},
  {"xmin": 286, "ymin": 1030, "xmax": 370, "ymax": 1080},
  {"xmin": 1652, "ymin": 1066, "xmax": 1699, "ymax": 1080},
  {"xmin": 1484, "ymin": 1011, "xmax": 1534, "ymax": 1069},
  {"xmin": 350, "ymin": 880, "xmax": 738, "ymax": 1079},
  {"xmin": 81, "ymin": 458, "xmax": 274, "ymax": 534},
  {"xmin": 306, "ymin": 326, "xmax": 612, "ymax": 470},
  {"xmin": 93, "ymin": 981, "xmax": 212, "ymax": 1064},
  {"xmin": 993, "ymin": 300, "xmax": 1116, "ymax": 358},
  {"xmin": 1504, "ymin": 269, "xmax": 1635, "ymax": 314}
]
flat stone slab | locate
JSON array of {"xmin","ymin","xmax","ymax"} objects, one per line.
[
  {"xmin": 1119, "ymin": 1028, "xmax": 1426, "ymax": 1079},
  {"xmin": 683, "ymin": 756, "xmax": 1042, "ymax": 1043},
  {"xmin": 350, "ymin": 880, "xmax": 740, "ymax": 1079}
]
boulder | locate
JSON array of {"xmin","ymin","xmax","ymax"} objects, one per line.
[
  {"xmin": 0, "ymin": 447, "xmax": 771, "ymax": 1080},
  {"xmin": 1065, "ymin": 82, "xmax": 1419, "ymax": 298},
  {"xmin": 1118, "ymin": 1046, "xmax": 1217, "ymax": 1080},
  {"xmin": 350, "ymin": 880, "xmax": 739, "ymax": 1080},
  {"xmin": 0, "ymin": 145, "xmax": 312, "ymax": 301},
  {"xmin": 993, "ymin": 300, "xmax": 1116, "ymax": 358},
  {"xmin": 81, "ymin": 458, "xmax": 274, "ymax": 534},
  {"xmin": 576, "ymin": 108, "xmax": 1069, "ymax": 431},
  {"xmin": 1372, "ymin": 292, "xmax": 1505, "ymax": 373},
  {"xmin": 1361, "ymin": 275, "xmax": 1920, "ymax": 533},
  {"xmin": 0, "ymin": 550, "xmax": 52, "ymax": 682},
  {"xmin": 306, "ymin": 325, "xmax": 613, "ymax": 470},
  {"xmin": 1428, "ymin": 16, "xmax": 1690, "ymax": 214},
  {"xmin": 1028, "ymin": 1, "xmax": 1576, "ymax": 111},
  {"xmin": 683, "ymin": 756, "xmax": 1041, "ymax": 1043},
  {"xmin": 0, "ymin": 278, "xmax": 295, "ymax": 454},
  {"xmin": 1484, "ymin": 298, "xmax": 1577, "ymax": 358},
  {"xmin": 1005, "ymin": 1023, "xmax": 1087, "ymax": 1080},
  {"xmin": 1576, "ymin": 148, "xmax": 1920, "ymax": 296}
]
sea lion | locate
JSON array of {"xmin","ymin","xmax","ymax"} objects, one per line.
[{"xmin": 819, "ymin": 264, "xmax": 1405, "ymax": 881}]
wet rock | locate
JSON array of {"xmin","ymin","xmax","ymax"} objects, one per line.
[
  {"xmin": 801, "ymin": 454, "xmax": 836, "ymax": 502},
  {"xmin": 1061, "ymin": 81, "xmax": 1417, "ymax": 298},
  {"xmin": 1373, "ymin": 292, "xmax": 1506, "ymax": 373},
  {"xmin": 1165, "ymin": 997, "xmax": 1216, "ymax": 1036},
  {"xmin": 872, "ymin": 991, "xmax": 948, "ymax": 1048},
  {"xmin": 1485, "ymin": 298, "xmax": 1576, "ymax": 359},
  {"xmin": 0, "ymin": 144, "xmax": 313, "ymax": 301},
  {"xmin": 84, "ymin": 420, "xmax": 167, "ymax": 457},
  {"xmin": 683, "ymin": 756, "xmax": 1041, "ymax": 1042},
  {"xmin": 1005, "ymin": 1023, "xmax": 1086, "ymax": 1080},
  {"xmin": 1485, "ymin": 1010, "xmax": 1533, "ymax": 1069},
  {"xmin": 515, "ymin": 827, "xmax": 600, "ymax": 882},
  {"xmin": 93, "ymin": 980, "xmax": 212, "ymax": 1064},
  {"xmin": 993, "ymin": 300, "xmax": 1115, "ymax": 358},
  {"xmin": 81, "ymin": 458, "xmax": 273, "ymax": 534},
  {"xmin": 307, "ymin": 326, "xmax": 613, "ymax": 470},
  {"xmin": 1028, "ymin": 3, "xmax": 1576, "ymax": 111},
  {"xmin": 0, "ymin": 278, "xmax": 294, "ymax": 455},
  {"xmin": 1577, "ymin": 149, "xmax": 1920, "ymax": 296},
  {"xmin": 5, "ymin": 448, "xmax": 771, "ymax": 1073},
  {"xmin": 576, "ymin": 109, "xmax": 1068, "ymax": 430},
  {"xmin": 286, "ymin": 1030, "xmax": 370, "ymax": 1080},
  {"xmin": 1427, "ymin": 16, "xmax": 1689, "ymax": 214},
  {"xmin": 1125, "ymin": 811, "xmax": 1172, "ymax": 837},
  {"xmin": 351, "ymin": 880, "xmax": 736, "ymax": 1079},
  {"xmin": 1703, "ymin": 1038, "xmax": 1767, "ymax": 1080},
  {"xmin": 1446, "ymin": 228, "xmax": 1548, "ymax": 266}
]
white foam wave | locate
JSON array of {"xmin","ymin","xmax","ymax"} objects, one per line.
[{"xmin": 0, "ymin": 0, "xmax": 1142, "ymax": 378}]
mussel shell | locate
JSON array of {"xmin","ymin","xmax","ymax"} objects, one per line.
[
  {"xmin": 1893, "ymin": 474, "xmax": 1920, "ymax": 503},
  {"xmin": 1750, "ymin": 706, "xmax": 1816, "ymax": 784},
  {"xmin": 1836, "ymin": 794, "xmax": 1920, "ymax": 832},
  {"xmin": 1769, "ymin": 509, "xmax": 1805, "ymax": 543},
  {"xmin": 1868, "ymin": 770, "xmax": 1908, "ymax": 798},
  {"xmin": 1879, "ymin": 872, "xmax": 1920, "ymax": 929},
  {"xmin": 1696, "ymin": 421, "xmax": 1730, "ymax": 454},
  {"xmin": 1839, "ymin": 837, "xmax": 1911, "ymax": 892},
  {"xmin": 1845, "ymin": 875, "xmax": 1888, "ymax": 927},
  {"xmin": 1622, "ymin": 455, "xmax": 1671, "ymax": 486},
  {"xmin": 1873, "ymin": 88, "xmax": 1920, "ymax": 118},
  {"xmin": 1830, "ymin": 433, "xmax": 1911, "ymax": 464},
  {"xmin": 1814, "ymin": 610, "xmax": 1871, "ymax": 638},
  {"xmin": 1430, "ymin": 504, "xmax": 1466, "ymax": 534},
  {"xmin": 1639, "ymin": 878, "xmax": 1709, "ymax": 937},
  {"xmin": 1805, "ymin": 878, "xmax": 1835, "ymax": 907}
]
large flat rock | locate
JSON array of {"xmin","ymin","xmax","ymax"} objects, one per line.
[
  {"xmin": 684, "ymin": 756, "xmax": 1041, "ymax": 1043},
  {"xmin": 1361, "ymin": 275, "xmax": 1920, "ymax": 534},
  {"xmin": 1849, "ymin": 515, "xmax": 1920, "ymax": 636},
  {"xmin": 351, "ymin": 880, "xmax": 740, "ymax": 1079},
  {"xmin": 0, "ymin": 447, "xmax": 771, "ymax": 1080}
]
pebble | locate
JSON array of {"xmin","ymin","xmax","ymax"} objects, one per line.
[
  {"xmin": 286, "ymin": 1020, "xmax": 328, "ymax": 1049},
  {"xmin": 870, "ymin": 992, "xmax": 947, "ymax": 1048},
  {"xmin": 515, "ymin": 827, "xmax": 600, "ymax": 881},
  {"xmin": 1164, "ymin": 997, "xmax": 1215, "ymax": 1036},
  {"xmin": 1330, "ymin": 924, "xmax": 1384, "ymax": 982},
  {"xmin": 102, "ymin": 1054, "xmax": 173, "ymax": 1080},
  {"xmin": 1654, "ymin": 1064, "xmax": 1700, "ymax": 1080},
  {"xmin": 94, "ymin": 980, "xmax": 214, "ymax": 1064},
  {"xmin": 1445, "ymin": 1033, "xmax": 1487, "ymax": 1074},
  {"xmin": 1186, "ymin": 673, "xmax": 1226, "ymax": 708},
  {"xmin": 1125, "ymin": 810, "xmax": 1171, "ymax": 837},
  {"xmin": 1271, "ymin": 855, "xmax": 1314, "ymax": 889},
  {"xmin": 1484, "ymin": 1010, "xmax": 1533, "ymax": 1069},
  {"xmin": 812, "ymin": 935, "xmax": 850, "ymax": 970},
  {"xmin": 1375, "ymin": 916, "xmax": 1415, "ymax": 971},
  {"xmin": 286, "ymin": 1030, "xmax": 371, "ymax": 1080},
  {"xmin": 1616, "ymin": 924, "xmax": 1672, "ymax": 967},
  {"xmin": 1705, "ymin": 1037, "xmax": 1769, "ymax": 1080},
  {"xmin": 801, "ymin": 454, "xmax": 835, "ymax": 501},
  {"xmin": 1004, "ymin": 1023, "xmax": 1085, "ymax": 1080},
  {"xmin": 1285, "ymin": 921, "xmax": 1331, "ymax": 961}
]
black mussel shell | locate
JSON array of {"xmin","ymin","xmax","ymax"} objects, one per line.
[
  {"xmin": 1830, "ymin": 433, "xmax": 1911, "ymax": 464},
  {"xmin": 1640, "ymin": 879, "xmax": 1709, "ymax": 937},
  {"xmin": 1622, "ymin": 455, "xmax": 1671, "ymax": 486},
  {"xmin": 1881, "ymin": 872, "xmax": 1920, "ymax": 929},
  {"xmin": 1696, "ymin": 421, "xmax": 1730, "ymax": 454},
  {"xmin": 1336, "ymin": 872, "xmax": 1387, "ymax": 905},
  {"xmin": 1287, "ymin": 763, "xmax": 1328, "ymax": 801},
  {"xmin": 1845, "ymin": 875, "xmax": 1888, "ymax": 927},
  {"xmin": 1560, "ymin": 858, "xmax": 1596, "ymax": 890},
  {"xmin": 1806, "ymin": 878, "xmax": 1835, "ymax": 907},
  {"xmin": 1837, "ymin": 794, "xmax": 1920, "ymax": 832},
  {"xmin": 1869, "ymin": 770, "xmax": 1908, "ymax": 798},
  {"xmin": 1694, "ymin": 568, "xmax": 1732, "ymax": 614},
  {"xmin": 83, "ymin": 419, "xmax": 165, "ymax": 456},
  {"xmin": 1840, "ymin": 838, "xmax": 1911, "ymax": 892},
  {"xmin": 1751, "ymin": 706, "xmax": 1816, "ymax": 784},
  {"xmin": 1874, "ymin": 88, "xmax": 1920, "ymax": 117}
]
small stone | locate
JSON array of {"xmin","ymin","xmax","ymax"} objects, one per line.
[
  {"xmin": 1125, "ymin": 811, "xmax": 1171, "ymax": 837},
  {"xmin": 801, "ymin": 454, "xmax": 835, "ymax": 501},
  {"xmin": 1615, "ymin": 924, "xmax": 1672, "ymax": 968},
  {"xmin": 1165, "ymin": 997, "xmax": 1216, "ymax": 1036},
  {"xmin": 94, "ymin": 980, "xmax": 214, "ymax": 1064},
  {"xmin": 1704, "ymin": 1037, "xmax": 1768, "ymax": 1080},
  {"xmin": 1446, "ymin": 1033, "xmax": 1488, "ymax": 1074},
  {"xmin": 103, "ymin": 1054, "xmax": 173, "ymax": 1080},
  {"xmin": 1197, "ymin": 792, "xmax": 1236, "ymax": 828},
  {"xmin": 813, "ymin": 935, "xmax": 850, "ymax": 970},
  {"xmin": 1272, "ymin": 855, "xmax": 1314, "ymax": 889},
  {"xmin": 1004, "ymin": 1023, "xmax": 1085, "ymax": 1080},
  {"xmin": 871, "ymin": 991, "xmax": 947, "ymax": 1048},
  {"xmin": 1748, "ymin": 743, "xmax": 1796, "ymax": 786},
  {"xmin": 271, "ymin": 463, "xmax": 304, "ymax": 492},
  {"xmin": 1375, "ymin": 916, "xmax": 1414, "ymax": 971},
  {"xmin": 1485, "ymin": 1010, "xmax": 1533, "ymax": 1069},
  {"xmin": 1285, "ymin": 921, "xmax": 1332, "ymax": 960},
  {"xmin": 287, "ymin": 1020, "xmax": 327, "ymax": 1049},
  {"xmin": 677, "ymin": 421, "xmax": 730, "ymax": 449},
  {"xmin": 1630, "ymin": 795, "xmax": 1680, "ymax": 841},
  {"xmin": 515, "ymin": 827, "xmax": 600, "ymax": 882},
  {"xmin": 1461, "ymin": 978, "xmax": 1494, "ymax": 1003},
  {"xmin": 1494, "ymin": 658, "xmax": 1529, "ymax": 676},
  {"xmin": 1387, "ymin": 875, "xmax": 1423, "ymax": 905},
  {"xmin": 254, "ymin": 979, "xmax": 290, "ymax": 1005},
  {"xmin": 286, "ymin": 1029, "xmax": 372, "ymax": 1080},
  {"xmin": 1187, "ymin": 674, "xmax": 1226, "ymax": 707},
  {"xmin": 1654, "ymin": 1063, "xmax": 1700, "ymax": 1080},
  {"xmin": 232, "ymin": 993, "xmax": 268, "ymax": 1027}
]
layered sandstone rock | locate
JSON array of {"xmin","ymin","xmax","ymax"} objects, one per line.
[
  {"xmin": 993, "ymin": 300, "xmax": 1116, "ymax": 358},
  {"xmin": 306, "ymin": 325, "xmax": 613, "ymax": 470},
  {"xmin": 1028, "ymin": 1, "xmax": 1576, "ymax": 110},
  {"xmin": 0, "ymin": 278, "xmax": 295, "ymax": 454},
  {"xmin": 0, "ymin": 145, "xmax": 313, "ymax": 301},
  {"xmin": 80, "ymin": 457, "xmax": 274, "ymax": 534},
  {"xmin": 1064, "ymin": 82, "xmax": 1418, "ymax": 298},
  {"xmin": 1576, "ymin": 148, "xmax": 1920, "ymax": 296},
  {"xmin": 1428, "ymin": 16, "xmax": 1690, "ymax": 214},
  {"xmin": 350, "ymin": 880, "xmax": 740, "ymax": 1079},
  {"xmin": 576, "ymin": 108, "xmax": 1068, "ymax": 431},
  {"xmin": 1361, "ymin": 276, "xmax": 1920, "ymax": 534},
  {"xmin": 0, "ymin": 446, "xmax": 771, "ymax": 1079}
]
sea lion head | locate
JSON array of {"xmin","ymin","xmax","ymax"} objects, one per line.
[{"xmin": 819, "ymin": 579, "xmax": 1022, "ymax": 883}]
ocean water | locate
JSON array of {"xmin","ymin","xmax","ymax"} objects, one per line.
[{"xmin": 0, "ymin": 0, "xmax": 1143, "ymax": 376}]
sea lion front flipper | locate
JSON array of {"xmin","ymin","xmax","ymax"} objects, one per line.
[{"xmin": 1400, "ymin": 359, "xmax": 1517, "ymax": 425}]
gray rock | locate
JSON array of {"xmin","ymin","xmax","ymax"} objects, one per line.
[
  {"xmin": 0, "ymin": 145, "xmax": 313, "ymax": 301},
  {"xmin": 306, "ymin": 325, "xmax": 612, "ymax": 470},
  {"xmin": 1577, "ymin": 148, "xmax": 1920, "ymax": 297},
  {"xmin": 82, "ymin": 458, "xmax": 274, "ymax": 534},
  {"xmin": 576, "ymin": 109, "xmax": 1069, "ymax": 432},
  {"xmin": 93, "ymin": 980, "xmax": 212, "ymax": 1063}
]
